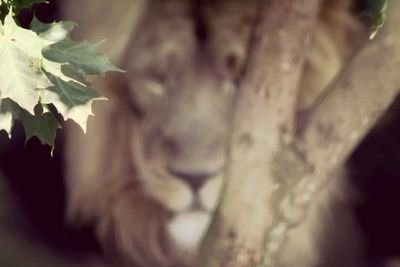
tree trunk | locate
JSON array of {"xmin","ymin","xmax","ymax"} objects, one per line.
[
  {"xmin": 198, "ymin": 1, "xmax": 321, "ymax": 266},
  {"xmin": 198, "ymin": 1, "xmax": 400, "ymax": 267}
]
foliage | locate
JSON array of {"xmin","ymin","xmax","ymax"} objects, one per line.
[
  {"xmin": 0, "ymin": 1, "xmax": 121, "ymax": 148},
  {"xmin": 0, "ymin": 0, "xmax": 47, "ymax": 21},
  {"xmin": 368, "ymin": 0, "xmax": 389, "ymax": 39}
]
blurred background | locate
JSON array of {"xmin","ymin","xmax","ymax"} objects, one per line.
[{"xmin": 1, "ymin": 1, "xmax": 400, "ymax": 266}]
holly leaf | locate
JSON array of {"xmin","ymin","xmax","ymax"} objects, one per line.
[{"xmin": 42, "ymin": 38, "xmax": 123, "ymax": 76}]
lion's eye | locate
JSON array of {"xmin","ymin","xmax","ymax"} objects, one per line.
[
  {"xmin": 143, "ymin": 79, "xmax": 165, "ymax": 97},
  {"xmin": 128, "ymin": 77, "xmax": 165, "ymax": 116}
]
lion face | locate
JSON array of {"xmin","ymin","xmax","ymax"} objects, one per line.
[
  {"xmin": 128, "ymin": 56, "xmax": 235, "ymax": 260},
  {"xmin": 64, "ymin": 1, "xmax": 365, "ymax": 266},
  {"xmin": 64, "ymin": 1, "xmax": 242, "ymax": 265},
  {"xmin": 118, "ymin": 3, "xmax": 241, "ymax": 263}
]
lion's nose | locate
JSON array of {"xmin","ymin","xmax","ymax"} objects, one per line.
[{"xmin": 168, "ymin": 169, "xmax": 214, "ymax": 191}]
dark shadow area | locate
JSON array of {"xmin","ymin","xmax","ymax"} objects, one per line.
[
  {"xmin": 0, "ymin": 123, "xmax": 99, "ymax": 258},
  {"xmin": 349, "ymin": 94, "xmax": 400, "ymax": 265},
  {"xmin": 0, "ymin": 1, "xmax": 100, "ymax": 262}
]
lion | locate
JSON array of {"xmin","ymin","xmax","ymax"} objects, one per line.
[{"xmin": 62, "ymin": 0, "xmax": 367, "ymax": 266}]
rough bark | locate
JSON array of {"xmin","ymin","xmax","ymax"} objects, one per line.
[
  {"xmin": 199, "ymin": 0, "xmax": 400, "ymax": 266},
  {"xmin": 197, "ymin": 2, "xmax": 322, "ymax": 267},
  {"xmin": 299, "ymin": 0, "xmax": 400, "ymax": 171}
]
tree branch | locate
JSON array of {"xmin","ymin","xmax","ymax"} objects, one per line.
[
  {"xmin": 255, "ymin": 1, "xmax": 400, "ymax": 266},
  {"xmin": 271, "ymin": 0, "xmax": 400, "ymax": 239},
  {"xmin": 299, "ymin": 0, "xmax": 400, "ymax": 171},
  {"xmin": 197, "ymin": 1, "xmax": 321, "ymax": 266}
]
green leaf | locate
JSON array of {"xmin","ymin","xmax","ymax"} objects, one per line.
[
  {"xmin": 0, "ymin": 98, "xmax": 60, "ymax": 147},
  {"xmin": 1, "ymin": 0, "xmax": 48, "ymax": 21},
  {"xmin": 60, "ymin": 64, "xmax": 87, "ymax": 84},
  {"xmin": 42, "ymin": 38, "xmax": 123, "ymax": 76},
  {"xmin": 4, "ymin": 10, "xmax": 51, "ymax": 58},
  {"xmin": 0, "ymin": 11, "xmax": 51, "ymax": 114},
  {"xmin": 13, "ymin": 0, "xmax": 47, "ymax": 9},
  {"xmin": 40, "ymin": 71, "xmax": 105, "ymax": 133},
  {"xmin": 0, "ymin": 98, "xmax": 17, "ymax": 137},
  {"xmin": 0, "ymin": 10, "xmax": 118, "ymax": 148},
  {"xmin": 19, "ymin": 105, "xmax": 60, "ymax": 147},
  {"xmin": 0, "ymin": 38, "xmax": 48, "ymax": 114},
  {"xmin": 0, "ymin": 20, "xmax": 3, "ymax": 34},
  {"xmin": 0, "ymin": 4, "xmax": 7, "ymax": 22},
  {"xmin": 368, "ymin": 0, "xmax": 389, "ymax": 39},
  {"xmin": 30, "ymin": 17, "xmax": 76, "ymax": 42}
]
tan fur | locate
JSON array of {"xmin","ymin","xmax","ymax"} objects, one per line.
[{"xmin": 63, "ymin": 1, "xmax": 366, "ymax": 266}]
